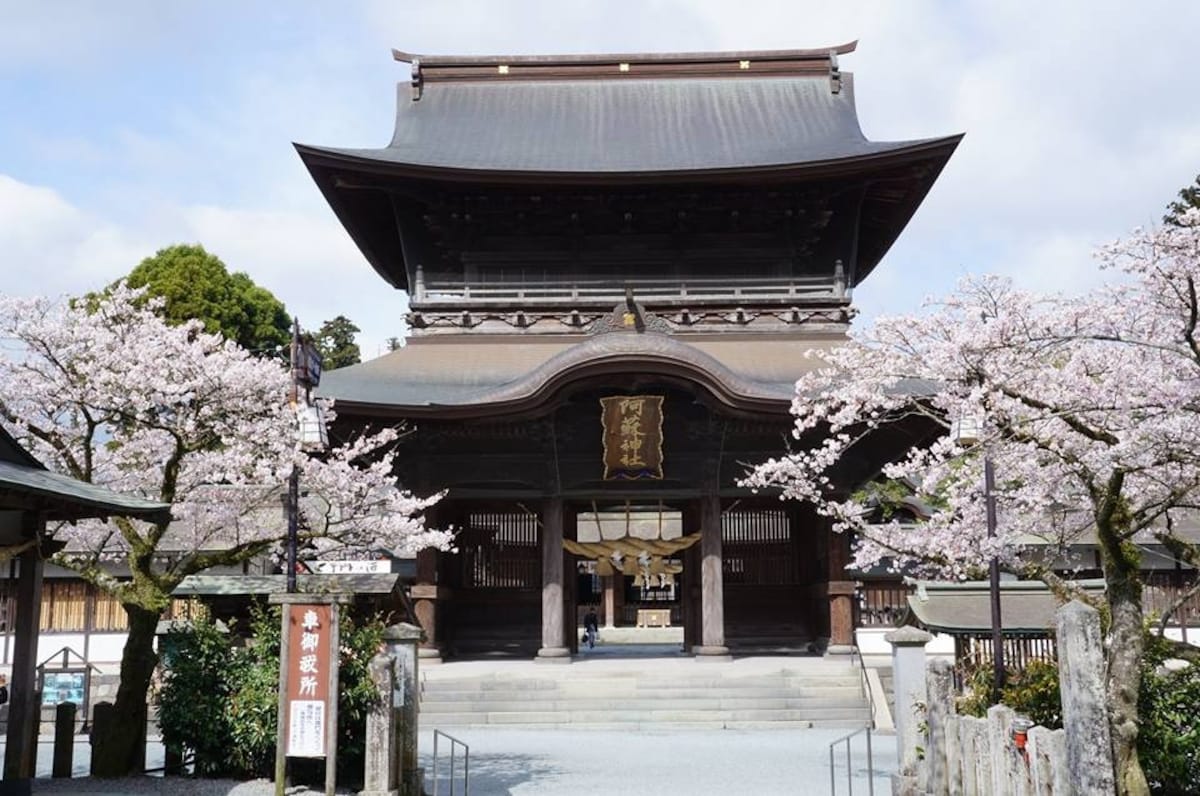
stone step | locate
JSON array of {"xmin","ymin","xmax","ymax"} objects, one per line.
[
  {"xmin": 419, "ymin": 696, "xmax": 868, "ymax": 713},
  {"xmin": 422, "ymin": 709, "xmax": 872, "ymax": 728},
  {"xmin": 421, "ymin": 683, "xmax": 864, "ymax": 699},
  {"xmin": 416, "ymin": 658, "xmax": 871, "ymax": 729},
  {"xmin": 421, "ymin": 675, "xmax": 863, "ymax": 691}
]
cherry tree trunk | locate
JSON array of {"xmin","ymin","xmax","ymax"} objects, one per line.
[
  {"xmin": 91, "ymin": 604, "xmax": 160, "ymax": 777},
  {"xmin": 1099, "ymin": 521, "xmax": 1150, "ymax": 796},
  {"xmin": 1107, "ymin": 583, "xmax": 1149, "ymax": 796}
]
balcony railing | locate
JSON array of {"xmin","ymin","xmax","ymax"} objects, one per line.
[{"xmin": 412, "ymin": 268, "xmax": 848, "ymax": 307}]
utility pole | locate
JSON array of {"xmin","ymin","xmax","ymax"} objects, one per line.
[
  {"xmin": 287, "ymin": 318, "xmax": 301, "ymax": 594},
  {"xmin": 984, "ymin": 456, "xmax": 1005, "ymax": 702},
  {"xmin": 286, "ymin": 319, "xmax": 324, "ymax": 593}
]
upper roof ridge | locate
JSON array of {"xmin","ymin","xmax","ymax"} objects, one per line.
[{"xmin": 395, "ymin": 44, "xmax": 857, "ymax": 99}]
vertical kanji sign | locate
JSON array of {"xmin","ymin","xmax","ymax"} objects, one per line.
[
  {"xmin": 600, "ymin": 395, "xmax": 665, "ymax": 479},
  {"xmin": 285, "ymin": 604, "xmax": 333, "ymax": 758}
]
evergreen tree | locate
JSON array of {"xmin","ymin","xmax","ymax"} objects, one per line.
[
  {"xmin": 1165, "ymin": 174, "xmax": 1200, "ymax": 225},
  {"xmin": 123, "ymin": 244, "xmax": 291, "ymax": 354},
  {"xmin": 315, "ymin": 315, "xmax": 361, "ymax": 369}
]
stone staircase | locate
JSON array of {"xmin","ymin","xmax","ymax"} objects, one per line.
[{"xmin": 418, "ymin": 656, "xmax": 871, "ymax": 731}]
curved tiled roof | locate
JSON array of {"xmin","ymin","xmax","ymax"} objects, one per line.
[
  {"xmin": 299, "ymin": 74, "xmax": 958, "ymax": 177},
  {"xmin": 317, "ymin": 330, "xmax": 843, "ymax": 417}
]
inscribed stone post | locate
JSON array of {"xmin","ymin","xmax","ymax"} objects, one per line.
[
  {"xmin": 884, "ymin": 626, "xmax": 932, "ymax": 784},
  {"xmin": 1055, "ymin": 601, "xmax": 1115, "ymax": 794},
  {"xmin": 984, "ymin": 705, "xmax": 1012, "ymax": 792},
  {"xmin": 945, "ymin": 714, "xmax": 962, "ymax": 796},
  {"xmin": 360, "ymin": 651, "xmax": 399, "ymax": 796},
  {"xmin": 958, "ymin": 714, "xmax": 978, "ymax": 796},
  {"xmin": 384, "ymin": 622, "xmax": 425, "ymax": 796},
  {"xmin": 1026, "ymin": 725, "xmax": 1058, "ymax": 796},
  {"xmin": 925, "ymin": 658, "xmax": 955, "ymax": 795},
  {"xmin": 968, "ymin": 716, "xmax": 992, "ymax": 795}
]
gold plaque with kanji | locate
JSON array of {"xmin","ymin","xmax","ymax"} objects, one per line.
[{"xmin": 600, "ymin": 395, "xmax": 664, "ymax": 479}]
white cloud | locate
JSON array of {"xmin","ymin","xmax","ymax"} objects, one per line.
[
  {"xmin": 4, "ymin": 1, "xmax": 1200, "ymax": 360},
  {"xmin": 0, "ymin": 175, "xmax": 150, "ymax": 296}
]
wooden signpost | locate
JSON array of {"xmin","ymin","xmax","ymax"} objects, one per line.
[{"xmin": 272, "ymin": 594, "xmax": 343, "ymax": 796}]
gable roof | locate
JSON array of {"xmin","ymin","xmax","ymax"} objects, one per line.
[{"xmin": 0, "ymin": 425, "xmax": 170, "ymax": 523}]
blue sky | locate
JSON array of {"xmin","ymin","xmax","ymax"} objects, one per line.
[{"xmin": 3, "ymin": 1, "xmax": 1199, "ymax": 356}]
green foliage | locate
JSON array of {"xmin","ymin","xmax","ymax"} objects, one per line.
[
  {"xmin": 1139, "ymin": 637, "xmax": 1200, "ymax": 793},
  {"xmin": 156, "ymin": 604, "xmax": 386, "ymax": 783},
  {"xmin": 955, "ymin": 659, "xmax": 1061, "ymax": 729},
  {"xmin": 956, "ymin": 634, "xmax": 1200, "ymax": 794},
  {"xmin": 1165, "ymin": 174, "xmax": 1200, "ymax": 226},
  {"xmin": 314, "ymin": 315, "xmax": 361, "ymax": 369},
  {"xmin": 123, "ymin": 243, "xmax": 291, "ymax": 353},
  {"xmin": 156, "ymin": 619, "xmax": 236, "ymax": 777}
]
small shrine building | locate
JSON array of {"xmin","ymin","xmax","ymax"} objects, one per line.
[{"xmin": 298, "ymin": 43, "xmax": 960, "ymax": 662}]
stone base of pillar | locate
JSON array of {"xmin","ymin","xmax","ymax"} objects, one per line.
[
  {"xmin": 825, "ymin": 644, "xmax": 855, "ymax": 656},
  {"xmin": 535, "ymin": 647, "xmax": 571, "ymax": 663},
  {"xmin": 359, "ymin": 790, "xmax": 399, "ymax": 796},
  {"xmin": 692, "ymin": 645, "xmax": 731, "ymax": 661},
  {"xmin": 417, "ymin": 647, "xmax": 443, "ymax": 664}
]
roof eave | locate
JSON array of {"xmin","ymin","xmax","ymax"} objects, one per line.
[{"xmin": 295, "ymin": 134, "xmax": 963, "ymax": 187}]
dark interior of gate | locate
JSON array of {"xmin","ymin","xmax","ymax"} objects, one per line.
[{"xmin": 386, "ymin": 378, "xmax": 835, "ymax": 658}]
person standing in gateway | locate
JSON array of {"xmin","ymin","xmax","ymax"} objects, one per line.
[{"xmin": 583, "ymin": 607, "xmax": 599, "ymax": 649}]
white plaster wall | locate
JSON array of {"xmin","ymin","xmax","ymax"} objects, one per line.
[
  {"xmin": 856, "ymin": 626, "xmax": 956, "ymax": 657},
  {"xmin": 86, "ymin": 634, "xmax": 129, "ymax": 664},
  {"xmin": 34, "ymin": 633, "xmax": 87, "ymax": 666}
]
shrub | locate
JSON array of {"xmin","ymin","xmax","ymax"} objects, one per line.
[
  {"xmin": 156, "ymin": 618, "xmax": 237, "ymax": 776},
  {"xmin": 156, "ymin": 604, "xmax": 387, "ymax": 784},
  {"xmin": 953, "ymin": 659, "xmax": 1061, "ymax": 729},
  {"xmin": 1139, "ymin": 632, "xmax": 1200, "ymax": 794}
]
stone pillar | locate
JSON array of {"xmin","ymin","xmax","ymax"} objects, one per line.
[
  {"xmin": 384, "ymin": 622, "xmax": 425, "ymax": 796},
  {"xmin": 696, "ymin": 491, "xmax": 729, "ymax": 660},
  {"xmin": 1055, "ymin": 600, "xmax": 1115, "ymax": 794},
  {"xmin": 826, "ymin": 580, "xmax": 858, "ymax": 654},
  {"xmin": 537, "ymin": 498, "xmax": 569, "ymax": 661},
  {"xmin": 1027, "ymin": 726, "xmax": 1067, "ymax": 795},
  {"xmin": 987, "ymin": 703, "xmax": 1029, "ymax": 796},
  {"xmin": 412, "ymin": 548, "xmax": 445, "ymax": 663},
  {"xmin": 885, "ymin": 625, "xmax": 932, "ymax": 791},
  {"xmin": 961, "ymin": 715, "xmax": 989, "ymax": 796},
  {"xmin": 926, "ymin": 658, "xmax": 955, "ymax": 795},
  {"xmin": 361, "ymin": 652, "xmax": 399, "ymax": 796},
  {"xmin": 4, "ymin": 534, "xmax": 45, "ymax": 785}
]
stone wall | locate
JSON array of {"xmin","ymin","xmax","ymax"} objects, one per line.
[{"xmin": 890, "ymin": 600, "xmax": 1114, "ymax": 795}]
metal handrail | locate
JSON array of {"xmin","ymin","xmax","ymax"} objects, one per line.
[
  {"xmin": 850, "ymin": 644, "xmax": 877, "ymax": 730},
  {"xmin": 432, "ymin": 729, "xmax": 470, "ymax": 796},
  {"xmin": 828, "ymin": 725, "xmax": 875, "ymax": 796}
]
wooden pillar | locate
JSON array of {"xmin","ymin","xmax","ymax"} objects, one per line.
[
  {"xmin": 412, "ymin": 502, "xmax": 449, "ymax": 664},
  {"xmin": 536, "ymin": 497, "xmax": 569, "ymax": 661},
  {"xmin": 412, "ymin": 547, "xmax": 447, "ymax": 665},
  {"xmin": 5, "ymin": 515, "xmax": 45, "ymax": 784},
  {"xmin": 826, "ymin": 523, "xmax": 857, "ymax": 654},
  {"xmin": 696, "ymin": 491, "xmax": 729, "ymax": 660}
]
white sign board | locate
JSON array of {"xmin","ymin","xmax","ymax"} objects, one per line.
[
  {"xmin": 308, "ymin": 559, "xmax": 391, "ymax": 574},
  {"xmin": 287, "ymin": 700, "xmax": 326, "ymax": 758}
]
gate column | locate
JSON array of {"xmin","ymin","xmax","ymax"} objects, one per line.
[
  {"xmin": 696, "ymin": 490, "xmax": 730, "ymax": 660},
  {"xmin": 537, "ymin": 497, "xmax": 570, "ymax": 662}
]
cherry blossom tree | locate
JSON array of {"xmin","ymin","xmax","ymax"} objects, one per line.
[
  {"xmin": 746, "ymin": 211, "xmax": 1200, "ymax": 795},
  {"xmin": 0, "ymin": 285, "xmax": 451, "ymax": 776}
]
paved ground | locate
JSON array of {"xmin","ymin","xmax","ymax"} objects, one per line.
[
  {"xmin": 14, "ymin": 647, "xmax": 893, "ymax": 794},
  {"xmin": 14, "ymin": 727, "xmax": 892, "ymax": 795},
  {"xmin": 420, "ymin": 727, "xmax": 893, "ymax": 795}
]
